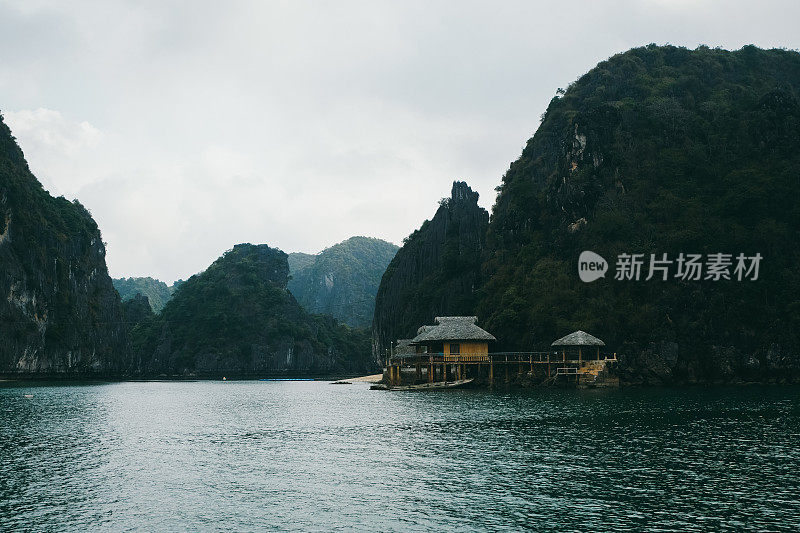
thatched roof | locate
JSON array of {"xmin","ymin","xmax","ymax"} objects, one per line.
[
  {"xmin": 411, "ymin": 316, "xmax": 496, "ymax": 344},
  {"xmin": 551, "ymin": 330, "xmax": 605, "ymax": 346},
  {"xmin": 417, "ymin": 325, "xmax": 435, "ymax": 336}
]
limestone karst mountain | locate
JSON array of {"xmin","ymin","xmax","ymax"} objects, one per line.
[{"xmin": 0, "ymin": 113, "xmax": 127, "ymax": 375}]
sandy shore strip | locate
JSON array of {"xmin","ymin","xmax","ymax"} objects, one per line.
[{"xmin": 344, "ymin": 373, "xmax": 383, "ymax": 383}]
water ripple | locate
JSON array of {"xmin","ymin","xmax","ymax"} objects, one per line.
[{"xmin": 1, "ymin": 382, "xmax": 799, "ymax": 531}]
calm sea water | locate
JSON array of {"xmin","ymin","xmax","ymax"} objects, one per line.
[{"xmin": 1, "ymin": 381, "xmax": 798, "ymax": 532}]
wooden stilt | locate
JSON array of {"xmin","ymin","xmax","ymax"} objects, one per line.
[{"xmin": 489, "ymin": 360, "xmax": 494, "ymax": 386}]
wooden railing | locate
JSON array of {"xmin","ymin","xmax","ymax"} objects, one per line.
[
  {"xmin": 555, "ymin": 367, "xmax": 578, "ymax": 376},
  {"xmin": 387, "ymin": 352, "xmax": 617, "ymax": 366}
]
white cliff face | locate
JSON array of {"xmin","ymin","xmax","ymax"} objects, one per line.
[
  {"xmin": 573, "ymin": 124, "xmax": 588, "ymax": 158},
  {"xmin": 7, "ymin": 280, "xmax": 34, "ymax": 309},
  {"xmin": 0, "ymin": 213, "xmax": 11, "ymax": 247}
]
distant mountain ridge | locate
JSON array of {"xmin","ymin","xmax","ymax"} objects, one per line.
[
  {"xmin": 288, "ymin": 236, "xmax": 398, "ymax": 328},
  {"xmin": 113, "ymin": 276, "xmax": 176, "ymax": 313}
]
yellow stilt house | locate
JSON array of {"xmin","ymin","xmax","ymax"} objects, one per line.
[
  {"xmin": 410, "ymin": 316, "xmax": 496, "ymax": 361},
  {"xmin": 382, "ymin": 323, "xmax": 618, "ymax": 388}
]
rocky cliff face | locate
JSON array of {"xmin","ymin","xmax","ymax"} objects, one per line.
[
  {"xmin": 372, "ymin": 181, "xmax": 488, "ymax": 360},
  {"xmin": 131, "ymin": 243, "xmax": 375, "ymax": 376},
  {"xmin": 0, "ymin": 114, "xmax": 127, "ymax": 375},
  {"xmin": 287, "ymin": 236, "xmax": 398, "ymax": 328}
]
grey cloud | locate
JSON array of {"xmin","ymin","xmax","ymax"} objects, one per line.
[{"xmin": 1, "ymin": 0, "xmax": 798, "ymax": 282}]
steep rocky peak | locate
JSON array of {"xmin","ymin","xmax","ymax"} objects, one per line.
[
  {"xmin": 372, "ymin": 179, "xmax": 489, "ymax": 359},
  {"xmin": 450, "ymin": 181, "xmax": 480, "ymax": 205}
]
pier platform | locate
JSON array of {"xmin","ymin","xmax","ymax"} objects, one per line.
[{"xmin": 384, "ymin": 352, "xmax": 618, "ymax": 388}]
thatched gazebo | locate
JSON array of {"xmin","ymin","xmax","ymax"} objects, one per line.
[{"xmin": 551, "ymin": 330, "xmax": 605, "ymax": 363}]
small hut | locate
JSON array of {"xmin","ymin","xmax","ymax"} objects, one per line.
[
  {"xmin": 410, "ymin": 316, "xmax": 496, "ymax": 358},
  {"xmin": 551, "ymin": 330, "xmax": 605, "ymax": 363}
]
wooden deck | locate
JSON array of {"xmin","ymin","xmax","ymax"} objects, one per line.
[{"xmin": 384, "ymin": 352, "xmax": 618, "ymax": 387}]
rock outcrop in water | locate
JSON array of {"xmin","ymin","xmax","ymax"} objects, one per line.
[
  {"xmin": 372, "ymin": 181, "xmax": 488, "ymax": 360},
  {"xmin": 287, "ymin": 236, "xmax": 398, "ymax": 328},
  {"xmin": 130, "ymin": 243, "xmax": 375, "ymax": 377},
  {"xmin": 0, "ymin": 113, "xmax": 127, "ymax": 375}
]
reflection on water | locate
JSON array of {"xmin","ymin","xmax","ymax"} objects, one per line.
[{"xmin": 1, "ymin": 381, "xmax": 799, "ymax": 531}]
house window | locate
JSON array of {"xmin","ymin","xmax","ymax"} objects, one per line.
[{"xmin": 450, "ymin": 343, "xmax": 460, "ymax": 355}]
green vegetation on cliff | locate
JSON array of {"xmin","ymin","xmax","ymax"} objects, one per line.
[
  {"xmin": 0, "ymin": 113, "xmax": 127, "ymax": 374},
  {"xmin": 288, "ymin": 236, "xmax": 398, "ymax": 328}
]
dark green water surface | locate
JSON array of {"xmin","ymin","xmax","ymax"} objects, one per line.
[{"xmin": 1, "ymin": 382, "xmax": 798, "ymax": 531}]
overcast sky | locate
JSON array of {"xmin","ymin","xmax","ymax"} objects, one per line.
[{"xmin": 2, "ymin": 0, "xmax": 798, "ymax": 283}]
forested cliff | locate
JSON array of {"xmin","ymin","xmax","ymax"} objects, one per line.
[
  {"xmin": 373, "ymin": 45, "xmax": 800, "ymax": 384},
  {"xmin": 0, "ymin": 113, "xmax": 127, "ymax": 375}
]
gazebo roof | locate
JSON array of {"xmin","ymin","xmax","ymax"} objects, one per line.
[
  {"xmin": 394, "ymin": 339, "xmax": 415, "ymax": 355},
  {"xmin": 411, "ymin": 316, "xmax": 496, "ymax": 344},
  {"xmin": 551, "ymin": 330, "xmax": 605, "ymax": 346}
]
